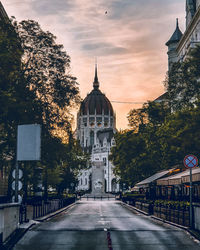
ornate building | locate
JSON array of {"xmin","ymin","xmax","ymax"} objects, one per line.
[
  {"xmin": 166, "ymin": 0, "xmax": 200, "ymax": 68},
  {"xmin": 76, "ymin": 65, "xmax": 119, "ymax": 194},
  {"xmin": 156, "ymin": 1, "xmax": 200, "ymax": 103},
  {"xmin": 0, "ymin": 1, "xmax": 9, "ymax": 21}
]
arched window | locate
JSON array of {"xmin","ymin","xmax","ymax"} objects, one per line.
[{"xmin": 90, "ymin": 131, "xmax": 94, "ymax": 146}]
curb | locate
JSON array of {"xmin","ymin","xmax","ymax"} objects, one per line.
[
  {"xmin": 3, "ymin": 202, "xmax": 76, "ymax": 249},
  {"xmin": 121, "ymin": 202, "xmax": 200, "ymax": 242},
  {"xmin": 121, "ymin": 202, "xmax": 149, "ymax": 216},
  {"xmin": 3, "ymin": 223, "xmax": 36, "ymax": 250},
  {"xmin": 36, "ymin": 202, "xmax": 76, "ymax": 222}
]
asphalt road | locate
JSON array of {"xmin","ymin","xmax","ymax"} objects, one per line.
[{"xmin": 14, "ymin": 200, "xmax": 200, "ymax": 250}]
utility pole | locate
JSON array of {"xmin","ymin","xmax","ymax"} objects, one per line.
[{"xmin": 107, "ymin": 143, "xmax": 110, "ymax": 193}]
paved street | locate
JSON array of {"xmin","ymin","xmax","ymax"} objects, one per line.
[{"xmin": 14, "ymin": 200, "xmax": 200, "ymax": 250}]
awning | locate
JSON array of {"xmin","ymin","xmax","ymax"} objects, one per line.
[
  {"xmin": 182, "ymin": 168, "xmax": 200, "ymax": 183},
  {"xmin": 157, "ymin": 167, "xmax": 200, "ymax": 186},
  {"xmin": 134, "ymin": 168, "xmax": 175, "ymax": 188}
]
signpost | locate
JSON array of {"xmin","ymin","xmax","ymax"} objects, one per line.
[
  {"xmin": 14, "ymin": 124, "xmax": 41, "ymax": 203},
  {"xmin": 183, "ymin": 154, "xmax": 198, "ymax": 228}
]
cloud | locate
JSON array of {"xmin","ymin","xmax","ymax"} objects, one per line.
[
  {"xmin": 30, "ymin": 0, "xmax": 74, "ymax": 15},
  {"xmin": 3, "ymin": 0, "xmax": 185, "ymax": 129},
  {"xmin": 82, "ymin": 42, "xmax": 128, "ymax": 56}
]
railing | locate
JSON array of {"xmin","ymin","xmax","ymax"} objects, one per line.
[
  {"xmin": 79, "ymin": 195, "xmax": 117, "ymax": 201},
  {"xmin": 19, "ymin": 204, "xmax": 28, "ymax": 224},
  {"xmin": 153, "ymin": 204, "xmax": 190, "ymax": 227},
  {"xmin": 124, "ymin": 199, "xmax": 190, "ymax": 227},
  {"xmin": 19, "ymin": 197, "xmax": 76, "ymax": 224}
]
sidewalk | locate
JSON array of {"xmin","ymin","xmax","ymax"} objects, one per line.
[
  {"xmin": 121, "ymin": 202, "xmax": 200, "ymax": 242},
  {"xmin": 3, "ymin": 202, "xmax": 76, "ymax": 250}
]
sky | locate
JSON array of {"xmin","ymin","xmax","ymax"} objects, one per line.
[{"xmin": 2, "ymin": 0, "xmax": 185, "ymax": 129}]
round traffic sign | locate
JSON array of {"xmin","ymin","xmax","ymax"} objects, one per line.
[
  {"xmin": 183, "ymin": 155, "xmax": 198, "ymax": 169},
  {"xmin": 12, "ymin": 181, "xmax": 23, "ymax": 191},
  {"xmin": 12, "ymin": 169, "xmax": 23, "ymax": 179},
  {"xmin": 12, "ymin": 195, "xmax": 22, "ymax": 203}
]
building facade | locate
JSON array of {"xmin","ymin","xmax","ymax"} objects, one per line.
[
  {"xmin": 166, "ymin": 0, "xmax": 200, "ymax": 68},
  {"xmin": 0, "ymin": 1, "xmax": 9, "ymax": 21},
  {"xmin": 76, "ymin": 66, "xmax": 119, "ymax": 194}
]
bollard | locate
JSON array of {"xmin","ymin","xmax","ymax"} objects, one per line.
[{"xmin": 107, "ymin": 231, "xmax": 113, "ymax": 249}]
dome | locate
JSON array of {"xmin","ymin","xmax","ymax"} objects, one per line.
[
  {"xmin": 80, "ymin": 65, "xmax": 114, "ymax": 116},
  {"xmin": 80, "ymin": 89, "xmax": 114, "ymax": 115}
]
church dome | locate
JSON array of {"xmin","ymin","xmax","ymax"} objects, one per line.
[{"xmin": 80, "ymin": 66, "xmax": 114, "ymax": 116}]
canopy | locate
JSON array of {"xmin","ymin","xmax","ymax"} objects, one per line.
[
  {"xmin": 134, "ymin": 168, "xmax": 175, "ymax": 188},
  {"xmin": 157, "ymin": 168, "xmax": 200, "ymax": 186}
]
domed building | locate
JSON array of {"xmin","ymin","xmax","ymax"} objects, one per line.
[{"xmin": 76, "ymin": 65, "xmax": 119, "ymax": 194}]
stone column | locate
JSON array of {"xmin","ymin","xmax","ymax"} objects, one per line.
[{"xmin": 91, "ymin": 161, "xmax": 104, "ymax": 195}]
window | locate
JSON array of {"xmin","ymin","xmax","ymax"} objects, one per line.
[{"xmin": 90, "ymin": 131, "xmax": 94, "ymax": 146}]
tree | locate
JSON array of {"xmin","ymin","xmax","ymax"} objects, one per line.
[
  {"xmin": 0, "ymin": 18, "xmax": 82, "ymax": 199},
  {"xmin": 165, "ymin": 45, "xmax": 200, "ymax": 110},
  {"xmin": 13, "ymin": 19, "xmax": 80, "ymax": 136},
  {"xmin": 111, "ymin": 102, "xmax": 171, "ymax": 186}
]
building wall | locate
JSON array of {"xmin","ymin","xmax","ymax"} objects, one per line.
[
  {"xmin": 167, "ymin": 42, "xmax": 180, "ymax": 70},
  {"xmin": 0, "ymin": 2, "xmax": 9, "ymax": 21},
  {"xmin": 77, "ymin": 111, "xmax": 116, "ymax": 148},
  {"xmin": 176, "ymin": 1, "xmax": 200, "ymax": 62},
  {"xmin": 0, "ymin": 203, "xmax": 20, "ymax": 243},
  {"xmin": 197, "ymin": 0, "xmax": 200, "ymax": 9},
  {"xmin": 76, "ymin": 104, "xmax": 119, "ymax": 193}
]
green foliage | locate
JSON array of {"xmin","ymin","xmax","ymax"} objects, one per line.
[
  {"xmin": 0, "ymin": 18, "xmax": 82, "ymax": 198},
  {"xmin": 111, "ymin": 100, "xmax": 200, "ymax": 187},
  {"xmin": 13, "ymin": 19, "xmax": 80, "ymax": 134},
  {"xmin": 165, "ymin": 45, "xmax": 200, "ymax": 110},
  {"xmin": 114, "ymin": 45, "xmax": 200, "ymax": 185},
  {"xmin": 154, "ymin": 200, "xmax": 190, "ymax": 208}
]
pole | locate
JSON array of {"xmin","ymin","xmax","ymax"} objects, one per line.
[
  {"xmin": 15, "ymin": 161, "xmax": 19, "ymax": 203},
  {"xmin": 190, "ymin": 168, "xmax": 193, "ymax": 228},
  {"xmin": 108, "ymin": 145, "xmax": 109, "ymax": 193}
]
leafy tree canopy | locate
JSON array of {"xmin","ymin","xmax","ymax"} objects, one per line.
[
  {"xmin": 111, "ymin": 100, "xmax": 200, "ymax": 187},
  {"xmin": 165, "ymin": 45, "xmax": 200, "ymax": 110}
]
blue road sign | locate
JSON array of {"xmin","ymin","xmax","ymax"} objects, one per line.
[{"xmin": 183, "ymin": 155, "xmax": 198, "ymax": 169}]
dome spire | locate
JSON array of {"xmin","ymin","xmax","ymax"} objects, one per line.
[
  {"xmin": 166, "ymin": 18, "xmax": 182, "ymax": 46},
  {"xmin": 93, "ymin": 60, "xmax": 99, "ymax": 90}
]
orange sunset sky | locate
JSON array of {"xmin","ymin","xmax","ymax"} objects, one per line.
[{"xmin": 3, "ymin": 0, "xmax": 186, "ymax": 129}]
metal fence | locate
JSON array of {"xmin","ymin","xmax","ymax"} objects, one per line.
[
  {"xmin": 133, "ymin": 201, "xmax": 190, "ymax": 227},
  {"xmin": 19, "ymin": 197, "xmax": 75, "ymax": 224},
  {"xmin": 153, "ymin": 204, "xmax": 190, "ymax": 227},
  {"xmin": 79, "ymin": 195, "xmax": 117, "ymax": 201}
]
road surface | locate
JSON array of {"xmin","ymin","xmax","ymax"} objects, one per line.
[{"xmin": 14, "ymin": 200, "xmax": 200, "ymax": 250}]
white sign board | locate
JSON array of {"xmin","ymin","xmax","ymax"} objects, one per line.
[{"xmin": 17, "ymin": 124, "xmax": 41, "ymax": 161}]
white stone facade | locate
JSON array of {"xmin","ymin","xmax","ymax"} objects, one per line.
[
  {"xmin": 76, "ymin": 67, "xmax": 119, "ymax": 193},
  {"xmin": 167, "ymin": 1, "xmax": 200, "ymax": 67}
]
